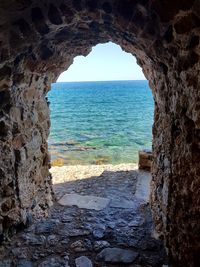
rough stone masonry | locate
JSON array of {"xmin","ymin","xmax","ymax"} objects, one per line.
[{"xmin": 0, "ymin": 1, "xmax": 200, "ymax": 266}]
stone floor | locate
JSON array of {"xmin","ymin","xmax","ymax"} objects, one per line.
[{"xmin": 0, "ymin": 166, "xmax": 168, "ymax": 267}]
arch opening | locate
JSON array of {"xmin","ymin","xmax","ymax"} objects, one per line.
[{"xmin": 48, "ymin": 42, "xmax": 153, "ymax": 167}]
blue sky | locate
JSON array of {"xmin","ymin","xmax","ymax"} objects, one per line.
[{"xmin": 57, "ymin": 42, "xmax": 146, "ymax": 82}]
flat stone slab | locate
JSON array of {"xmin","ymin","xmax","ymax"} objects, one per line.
[
  {"xmin": 75, "ymin": 256, "xmax": 93, "ymax": 267},
  {"xmin": 58, "ymin": 193, "xmax": 110, "ymax": 211},
  {"xmin": 97, "ymin": 248, "xmax": 138, "ymax": 263}
]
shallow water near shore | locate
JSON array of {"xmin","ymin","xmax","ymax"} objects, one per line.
[{"xmin": 48, "ymin": 80, "xmax": 153, "ymax": 165}]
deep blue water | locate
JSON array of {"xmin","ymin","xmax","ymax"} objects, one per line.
[{"xmin": 48, "ymin": 80, "xmax": 154, "ymax": 165}]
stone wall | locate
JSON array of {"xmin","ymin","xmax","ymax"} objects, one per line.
[{"xmin": 0, "ymin": 1, "xmax": 199, "ymax": 266}]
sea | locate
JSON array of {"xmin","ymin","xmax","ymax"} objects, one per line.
[{"xmin": 48, "ymin": 80, "xmax": 154, "ymax": 165}]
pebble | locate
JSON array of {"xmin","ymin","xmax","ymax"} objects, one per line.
[
  {"xmin": 97, "ymin": 248, "xmax": 139, "ymax": 263},
  {"xmin": 35, "ymin": 221, "xmax": 58, "ymax": 234},
  {"xmin": 0, "ymin": 259, "xmax": 12, "ymax": 267},
  {"xmin": 60, "ymin": 239, "xmax": 70, "ymax": 245},
  {"xmin": 92, "ymin": 228, "xmax": 105, "ymax": 239},
  {"xmin": 16, "ymin": 260, "xmax": 33, "ymax": 267},
  {"xmin": 68, "ymin": 229, "xmax": 90, "ymax": 237},
  {"xmin": 116, "ymin": 219, "xmax": 127, "ymax": 227},
  {"xmin": 107, "ymin": 222, "xmax": 116, "ymax": 229},
  {"xmin": 128, "ymin": 217, "xmax": 144, "ymax": 227},
  {"xmin": 22, "ymin": 233, "xmax": 46, "ymax": 246},
  {"xmin": 47, "ymin": 234, "xmax": 59, "ymax": 245},
  {"xmin": 38, "ymin": 257, "xmax": 66, "ymax": 267},
  {"xmin": 58, "ymin": 227, "xmax": 90, "ymax": 237},
  {"xmin": 94, "ymin": 241, "xmax": 110, "ymax": 251},
  {"xmin": 70, "ymin": 240, "xmax": 87, "ymax": 252},
  {"xmin": 61, "ymin": 215, "xmax": 73, "ymax": 223},
  {"xmin": 11, "ymin": 247, "xmax": 28, "ymax": 259},
  {"xmin": 75, "ymin": 256, "xmax": 93, "ymax": 267}
]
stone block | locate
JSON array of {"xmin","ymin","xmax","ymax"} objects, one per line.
[{"xmin": 138, "ymin": 149, "xmax": 152, "ymax": 171}]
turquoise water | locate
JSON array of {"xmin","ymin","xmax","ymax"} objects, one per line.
[{"xmin": 48, "ymin": 80, "xmax": 154, "ymax": 165}]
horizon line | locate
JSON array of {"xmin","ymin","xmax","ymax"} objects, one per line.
[{"xmin": 55, "ymin": 79, "xmax": 147, "ymax": 83}]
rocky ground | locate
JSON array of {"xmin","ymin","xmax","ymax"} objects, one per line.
[{"xmin": 0, "ymin": 164, "xmax": 168, "ymax": 267}]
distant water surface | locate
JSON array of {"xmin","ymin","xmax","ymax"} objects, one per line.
[{"xmin": 48, "ymin": 80, "xmax": 154, "ymax": 165}]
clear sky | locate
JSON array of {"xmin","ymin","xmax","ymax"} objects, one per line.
[{"xmin": 57, "ymin": 42, "xmax": 146, "ymax": 82}]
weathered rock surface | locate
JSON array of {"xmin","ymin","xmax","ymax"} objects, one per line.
[{"xmin": 0, "ymin": 1, "xmax": 199, "ymax": 266}]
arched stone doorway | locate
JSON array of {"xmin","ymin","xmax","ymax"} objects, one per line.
[{"xmin": 0, "ymin": 1, "xmax": 199, "ymax": 266}]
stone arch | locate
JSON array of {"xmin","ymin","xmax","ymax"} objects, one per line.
[{"xmin": 0, "ymin": 1, "xmax": 200, "ymax": 266}]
